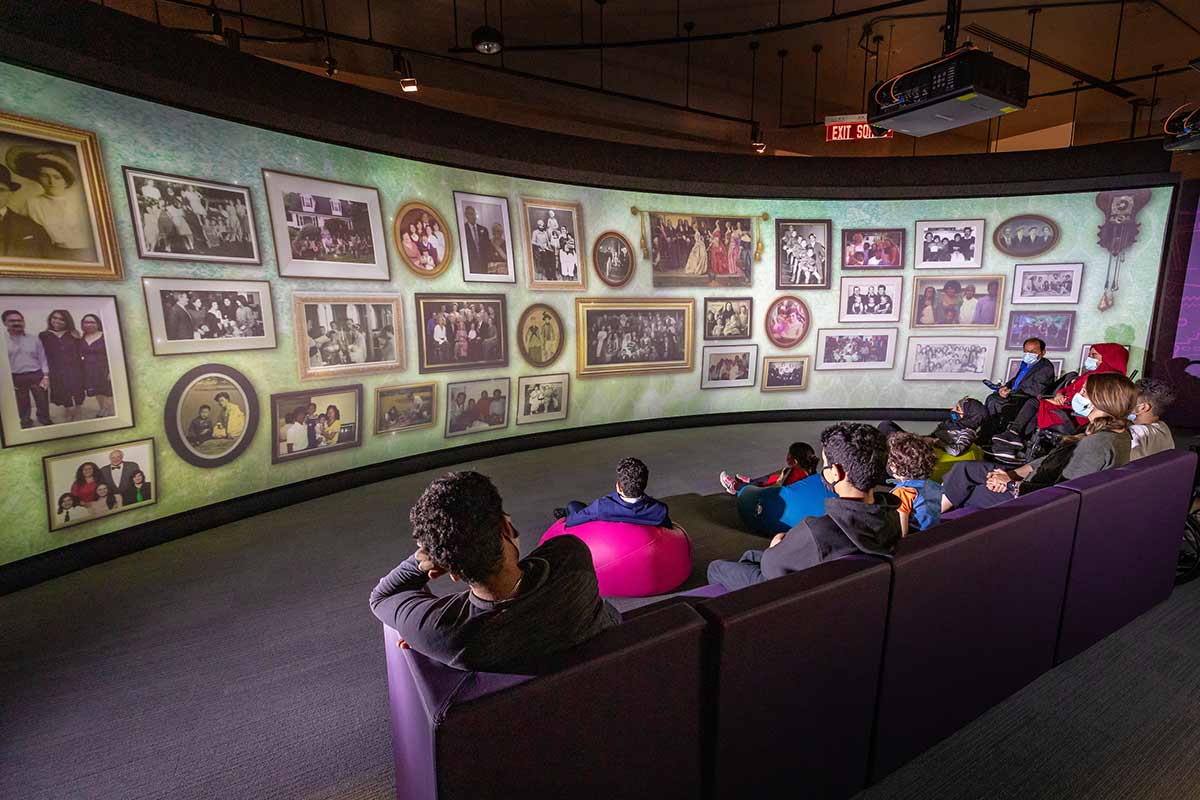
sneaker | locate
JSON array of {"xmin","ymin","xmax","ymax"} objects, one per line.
[
  {"xmin": 991, "ymin": 427, "xmax": 1025, "ymax": 449},
  {"xmin": 735, "ymin": 473, "xmax": 753, "ymax": 484},
  {"xmin": 719, "ymin": 471, "xmax": 739, "ymax": 495}
]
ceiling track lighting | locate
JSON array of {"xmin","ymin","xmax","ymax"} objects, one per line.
[
  {"xmin": 472, "ymin": 0, "xmax": 504, "ymax": 55},
  {"xmin": 393, "ymin": 50, "xmax": 419, "ymax": 92}
]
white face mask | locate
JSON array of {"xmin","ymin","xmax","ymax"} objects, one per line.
[
  {"xmin": 1071, "ymin": 393, "xmax": 1093, "ymax": 417},
  {"xmin": 1083, "ymin": 356, "xmax": 1099, "ymax": 372},
  {"xmin": 1022, "ymin": 351, "xmax": 1039, "ymax": 365}
]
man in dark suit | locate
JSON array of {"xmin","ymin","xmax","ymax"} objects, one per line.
[
  {"xmin": 0, "ymin": 165, "xmax": 52, "ymax": 259},
  {"xmin": 99, "ymin": 448, "xmax": 141, "ymax": 501},
  {"xmin": 985, "ymin": 336, "xmax": 1057, "ymax": 433},
  {"xmin": 164, "ymin": 291, "xmax": 195, "ymax": 340},
  {"xmin": 461, "ymin": 205, "xmax": 493, "ymax": 274}
]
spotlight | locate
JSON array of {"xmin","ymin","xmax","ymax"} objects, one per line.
[
  {"xmin": 750, "ymin": 122, "xmax": 766, "ymax": 154},
  {"xmin": 324, "ymin": 56, "xmax": 338, "ymax": 77},
  {"xmin": 472, "ymin": 24, "xmax": 504, "ymax": 55},
  {"xmin": 209, "ymin": 10, "xmax": 223, "ymax": 36},
  {"xmin": 393, "ymin": 51, "xmax": 418, "ymax": 93}
]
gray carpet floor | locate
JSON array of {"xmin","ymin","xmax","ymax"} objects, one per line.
[{"xmin": 2, "ymin": 420, "xmax": 1198, "ymax": 800}]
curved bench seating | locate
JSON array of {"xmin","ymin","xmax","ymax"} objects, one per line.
[{"xmin": 539, "ymin": 517, "xmax": 693, "ymax": 597}]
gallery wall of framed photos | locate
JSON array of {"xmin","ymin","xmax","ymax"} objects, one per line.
[{"xmin": 0, "ymin": 61, "xmax": 1176, "ymax": 568}]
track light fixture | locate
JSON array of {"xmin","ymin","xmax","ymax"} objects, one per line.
[
  {"xmin": 472, "ymin": 0, "xmax": 504, "ymax": 54},
  {"xmin": 393, "ymin": 50, "xmax": 419, "ymax": 92},
  {"xmin": 324, "ymin": 56, "xmax": 338, "ymax": 77},
  {"xmin": 750, "ymin": 122, "xmax": 766, "ymax": 154}
]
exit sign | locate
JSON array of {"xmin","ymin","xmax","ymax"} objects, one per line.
[{"xmin": 824, "ymin": 114, "xmax": 894, "ymax": 142}]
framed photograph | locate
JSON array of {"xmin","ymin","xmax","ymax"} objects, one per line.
[
  {"xmin": 761, "ymin": 356, "xmax": 810, "ymax": 392},
  {"xmin": 454, "ymin": 191, "xmax": 516, "ymax": 283},
  {"xmin": 516, "ymin": 303, "xmax": 565, "ymax": 368},
  {"xmin": 1005, "ymin": 356, "xmax": 1063, "ymax": 381},
  {"xmin": 593, "ymin": 231, "xmax": 635, "ymax": 288},
  {"xmin": 814, "ymin": 327, "xmax": 899, "ymax": 371},
  {"xmin": 516, "ymin": 373, "xmax": 569, "ymax": 425},
  {"xmin": 123, "ymin": 167, "xmax": 260, "ymax": 265},
  {"xmin": 393, "ymin": 201, "xmax": 453, "ymax": 278},
  {"xmin": 904, "ymin": 336, "xmax": 998, "ymax": 381},
  {"xmin": 522, "ymin": 198, "xmax": 585, "ymax": 291},
  {"xmin": 1005, "ymin": 310, "xmax": 1076, "ymax": 351},
  {"xmin": 575, "ymin": 297, "xmax": 693, "ymax": 377},
  {"xmin": 839, "ymin": 276, "xmax": 902, "ymax": 323},
  {"xmin": 374, "ymin": 382, "xmax": 436, "ymax": 435},
  {"xmin": 776, "ymin": 219, "xmax": 832, "ymax": 289},
  {"xmin": 294, "ymin": 293, "xmax": 402, "ymax": 380},
  {"xmin": 446, "ymin": 376, "xmax": 510, "ymax": 437},
  {"xmin": 271, "ymin": 384, "xmax": 362, "ymax": 463},
  {"xmin": 0, "ymin": 294, "xmax": 134, "ymax": 448},
  {"xmin": 1011, "ymin": 263, "xmax": 1083, "ymax": 305},
  {"xmin": 701, "ymin": 344, "xmax": 758, "ymax": 389},
  {"xmin": 842, "ymin": 228, "xmax": 905, "ymax": 269},
  {"xmin": 261, "ymin": 169, "xmax": 389, "ymax": 280},
  {"xmin": 994, "ymin": 214, "xmax": 1059, "ymax": 258},
  {"xmin": 648, "ymin": 211, "xmax": 754, "ymax": 287},
  {"xmin": 414, "ymin": 293, "xmax": 508, "ymax": 373},
  {"xmin": 44, "ymin": 438, "xmax": 156, "ymax": 531},
  {"xmin": 764, "ymin": 296, "xmax": 811, "ymax": 349},
  {"xmin": 142, "ymin": 277, "xmax": 276, "ymax": 355},
  {"xmin": 0, "ymin": 110, "xmax": 122, "ymax": 280},
  {"xmin": 164, "ymin": 364, "xmax": 258, "ymax": 468},
  {"xmin": 915, "ymin": 219, "xmax": 985, "ymax": 269},
  {"xmin": 1078, "ymin": 343, "xmax": 1093, "ymax": 372},
  {"xmin": 911, "ymin": 274, "xmax": 1005, "ymax": 328},
  {"xmin": 703, "ymin": 297, "xmax": 753, "ymax": 341}
]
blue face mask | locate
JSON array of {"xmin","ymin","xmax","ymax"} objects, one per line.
[
  {"xmin": 1083, "ymin": 356, "xmax": 1099, "ymax": 372},
  {"xmin": 1071, "ymin": 393, "xmax": 1093, "ymax": 417},
  {"xmin": 950, "ymin": 411, "xmax": 961, "ymax": 421},
  {"xmin": 1022, "ymin": 352, "xmax": 1039, "ymax": 365}
]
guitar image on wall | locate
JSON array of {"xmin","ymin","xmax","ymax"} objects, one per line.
[{"xmin": 1095, "ymin": 188, "xmax": 1151, "ymax": 312}]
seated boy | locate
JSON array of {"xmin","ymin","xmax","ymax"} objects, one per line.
[
  {"xmin": 369, "ymin": 471, "xmax": 619, "ymax": 674},
  {"xmin": 555, "ymin": 457, "xmax": 673, "ymax": 529},
  {"xmin": 187, "ymin": 403, "xmax": 214, "ymax": 446},
  {"xmin": 886, "ymin": 432, "xmax": 944, "ymax": 536},
  {"xmin": 706, "ymin": 423, "xmax": 902, "ymax": 591},
  {"xmin": 1130, "ymin": 378, "xmax": 1175, "ymax": 460},
  {"xmin": 718, "ymin": 441, "xmax": 818, "ymax": 495}
]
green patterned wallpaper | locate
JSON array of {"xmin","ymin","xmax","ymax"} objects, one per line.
[{"xmin": 0, "ymin": 62, "xmax": 1174, "ymax": 566}]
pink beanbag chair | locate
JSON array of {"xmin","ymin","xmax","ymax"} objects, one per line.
[{"xmin": 539, "ymin": 518, "xmax": 693, "ymax": 598}]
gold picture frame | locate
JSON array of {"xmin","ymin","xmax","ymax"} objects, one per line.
[
  {"xmin": 521, "ymin": 197, "xmax": 586, "ymax": 292},
  {"xmin": 374, "ymin": 382, "xmax": 437, "ymax": 435},
  {"xmin": 293, "ymin": 293, "xmax": 404, "ymax": 380},
  {"xmin": 761, "ymin": 356, "xmax": 811, "ymax": 392},
  {"xmin": 393, "ymin": 200, "xmax": 453, "ymax": 278},
  {"xmin": 575, "ymin": 297, "xmax": 694, "ymax": 378},
  {"xmin": 0, "ymin": 109, "xmax": 123, "ymax": 279}
]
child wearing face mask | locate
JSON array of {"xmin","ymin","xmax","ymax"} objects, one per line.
[
  {"xmin": 1129, "ymin": 378, "xmax": 1175, "ymax": 460},
  {"xmin": 877, "ymin": 396, "xmax": 985, "ymax": 458}
]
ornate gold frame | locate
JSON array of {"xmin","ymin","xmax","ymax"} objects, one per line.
[
  {"xmin": 760, "ymin": 356, "xmax": 811, "ymax": 392},
  {"xmin": 521, "ymin": 197, "xmax": 587, "ymax": 291},
  {"xmin": 393, "ymin": 200, "xmax": 453, "ymax": 278},
  {"xmin": 574, "ymin": 297, "xmax": 694, "ymax": 378},
  {"xmin": 293, "ymin": 293, "xmax": 404, "ymax": 380},
  {"xmin": 373, "ymin": 382, "xmax": 437, "ymax": 435}
]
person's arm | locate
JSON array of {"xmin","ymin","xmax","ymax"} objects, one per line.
[
  {"xmin": 1059, "ymin": 435, "xmax": 1116, "ymax": 481},
  {"xmin": 563, "ymin": 497, "xmax": 604, "ymax": 528},
  {"xmin": 897, "ymin": 512, "xmax": 910, "ymax": 538},
  {"xmin": 369, "ymin": 550, "xmax": 459, "ymax": 652}
]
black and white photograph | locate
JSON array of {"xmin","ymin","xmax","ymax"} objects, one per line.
[
  {"xmin": 124, "ymin": 167, "xmax": 259, "ymax": 264},
  {"xmin": 703, "ymin": 297, "xmax": 753, "ymax": 340},
  {"xmin": 142, "ymin": 277, "xmax": 276, "ymax": 356},
  {"xmin": 0, "ymin": 110, "xmax": 123, "ymax": 280},
  {"xmin": 164, "ymin": 364, "xmax": 258, "ymax": 468},
  {"xmin": 839, "ymin": 276, "xmax": 902, "ymax": 323},
  {"xmin": 911, "ymin": 275, "xmax": 1005, "ymax": 328},
  {"xmin": 648, "ymin": 211, "xmax": 754, "ymax": 287},
  {"xmin": 446, "ymin": 377, "xmax": 510, "ymax": 437},
  {"xmin": 575, "ymin": 298, "xmax": 693, "ymax": 377},
  {"xmin": 454, "ymin": 191, "xmax": 516, "ymax": 283},
  {"xmin": 375, "ymin": 382, "xmax": 436, "ymax": 435},
  {"xmin": 1005, "ymin": 310, "xmax": 1076, "ymax": 351},
  {"xmin": 842, "ymin": 228, "xmax": 904, "ymax": 269},
  {"xmin": 593, "ymin": 231, "xmax": 634, "ymax": 288},
  {"xmin": 1011, "ymin": 263, "xmax": 1083, "ymax": 305},
  {"xmin": 761, "ymin": 356, "xmax": 810, "ymax": 392},
  {"xmin": 993, "ymin": 214, "xmax": 1059, "ymax": 258},
  {"xmin": 394, "ymin": 201, "xmax": 453, "ymax": 278},
  {"xmin": 516, "ymin": 373, "xmax": 569, "ymax": 425},
  {"xmin": 43, "ymin": 438, "xmax": 156, "ymax": 532},
  {"xmin": 414, "ymin": 293, "xmax": 508, "ymax": 373},
  {"xmin": 522, "ymin": 198, "xmax": 585, "ymax": 291},
  {"xmin": 701, "ymin": 344, "xmax": 758, "ymax": 389},
  {"xmin": 262, "ymin": 169, "xmax": 390, "ymax": 280},
  {"xmin": 776, "ymin": 219, "xmax": 832, "ymax": 289},
  {"xmin": 904, "ymin": 336, "xmax": 998, "ymax": 381},
  {"xmin": 271, "ymin": 385, "xmax": 362, "ymax": 463},
  {"xmin": 0, "ymin": 294, "xmax": 134, "ymax": 448},
  {"xmin": 915, "ymin": 219, "xmax": 985, "ymax": 269},
  {"xmin": 814, "ymin": 327, "xmax": 898, "ymax": 371},
  {"xmin": 294, "ymin": 294, "xmax": 403, "ymax": 380},
  {"xmin": 1005, "ymin": 356, "xmax": 1063, "ymax": 381}
]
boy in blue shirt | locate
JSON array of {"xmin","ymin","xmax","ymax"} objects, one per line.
[{"xmin": 555, "ymin": 457, "xmax": 673, "ymax": 529}]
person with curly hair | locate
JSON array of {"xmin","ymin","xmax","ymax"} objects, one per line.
[
  {"xmin": 555, "ymin": 456, "xmax": 673, "ymax": 529},
  {"xmin": 369, "ymin": 471, "xmax": 618, "ymax": 674},
  {"xmin": 1129, "ymin": 378, "xmax": 1175, "ymax": 460},
  {"xmin": 886, "ymin": 432, "xmax": 943, "ymax": 537}
]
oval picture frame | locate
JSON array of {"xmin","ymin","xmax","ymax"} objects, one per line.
[
  {"xmin": 164, "ymin": 364, "xmax": 259, "ymax": 468},
  {"xmin": 992, "ymin": 214, "xmax": 1059, "ymax": 259},
  {"xmin": 764, "ymin": 295, "xmax": 811, "ymax": 349},
  {"xmin": 592, "ymin": 230, "xmax": 635, "ymax": 288},
  {"xmin": 516, "ymin": 303, "xmax": 566, "ymax": 368},
  {"xmin": 393, "ymin": 201, "xmax": 454, "ymax": 278}
]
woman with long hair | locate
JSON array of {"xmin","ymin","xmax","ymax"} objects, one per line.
[
  {"xmin": 321, "ymin": 404, "xmax": 342, "ymax": 446},
  {"xmin": 70, "ymin": 461, "xmax": 102, "ymax": 504},
  {"xmin": 78, "ymin": 313, "xmax": 114, "ymax": 418},
  {"xmin": 39, "ymin": 308, "xmax": 85, "ymax": 422},
  {"xmin": 916, "ymin": 286, "xmax": 937, "ymax": 325}
]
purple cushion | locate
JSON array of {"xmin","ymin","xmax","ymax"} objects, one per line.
[{"xmin": 540, "ymin": 517, "xmax": 693, "ymax": 597}]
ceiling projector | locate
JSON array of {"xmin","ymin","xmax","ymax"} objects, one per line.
[{"xmin": 1164, "ymin": 102, "xmax": 1200, "ymax": 151}]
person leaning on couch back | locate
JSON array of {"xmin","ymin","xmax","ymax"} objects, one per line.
[{"xmin": 369, "ymin": 471, "xmax": 619, "ymax": 675}]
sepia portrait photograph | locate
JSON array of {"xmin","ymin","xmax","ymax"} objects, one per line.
[
  {"xmin": 764, "ymin": 296, "xmax": 811, "ymax": 349},
  {"xmin": 43, "ymin": 438, "xmax": 156, "ymax": 531},
  {"xmin": 414, "ymin": 293, "xmax": 508, "ymax": 373},
  {"xmin": 839, "ymin": 276, "xmax": 902, "ymax": 324},
  {"xmin": 914, "ymin": 219, "xmax": 985, "ymax": 269},
  {"xmin": 1011, "ymin": 263, "xmax": 1083, "ymax": 305},
  {"xmin": 271, "ymin": 385, "xmax": 362, "ymax": 463},
  {"xmin": 142, "ymin": 277, "xmax": 276, "ymax": 356},
  {"xmin": 842, "ymin": 228, "xmax": 904, "ymax": 269},
  {"xmin": 701, "ymin": 344, "xmax": 758, "ymax": 389},
  {"xmin": 124, "ymin": 167, "xmax": 260, "ymax": 265},
  {"xmin": 446, "ymin": 377, "xmax": 510, "ymax": 438},
  {"xmin": 593, "ymin": 231, "xmax": 634, "ymax": 288},
  {"xmin": 1006, "ymin": 310, "xmax": 1076, "ymax": 351},
  {"xmin": 911, "ymin": 274, "xmax": 1005, "ymax": 328},
  {"xmin": 164, "ymin": 364, "xmax": 258, "ymax": 468},
  {"xmin": 454, "ymin": 191, "xmax": 516, "ymax": 283},
  {"xmin": 375, "ymin": 382, "xmax": 436, "ymax": 435},
  {"xmin": 516, "ymin": 373, "xmax": 569, "ymax": 425},
  {"xmin": 904, "ymin": 336, "xmax": 998, "ymax": 381},
  {"xmin": 648, "ymin": 211, "xmax": 754, "ymax": 288},
  {"xmin": 776, "ymin": 219, "xmax": 831, "ymax": 289},
  {"xmin": 393, "ymin": 201, "xmax": 453, "ymax": 278},
  {"xmin": 516, "ymin": 303, "xmax": 565, "ymax": 368},
  {"xmin": 0, "ymin": 110, "xmax": 122, "ymax": 279},
  {"xmin": 576, "ymin": 297, "xmax": 693, "ymax": 377},
  {"xmin": 703, "ymin": 297, "xmax": 752, "ymax": 341},
  {"xmin": 814, "ymin": 327, "xmax": 898, "ymax": 371},
  {"xmin": 295, "ymin": 294, "xmax": 402, "ymax": 380},
  {"xmin": 522, "ymin": 198, "xmax": 585, "ymax": 291},
  {"xmin": 761, "ymin": 356, "xmax": 810, "ymax": 392},
  {"xmin": 993, "ymin": 214, "xmax": 1059, "ymax": 258}
]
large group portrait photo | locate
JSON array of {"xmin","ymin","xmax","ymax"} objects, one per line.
[
  {"xmin": 576, "ymin": 298, "xmax": 693, "ymax": 377},
  {"xmin": 516, "ymin": 373, "xmax": 568, "ymax": 425},
  {"xmin": 142, "ymin": 277, "xmax": 276, "ymax": 355},
  {"xmin": 454, "ymin": 191, "xmax": 516, "ymax": 283},
  {"xmin": 446, "ymin": 377, "xmax": 509, "ymax": 437},
  {"xmin": 374, "ymin": 382, "xmax": 436, "ymax": 435},
  {"xmin": 393, "ymin": 201, "xmax": 453, "ymax": 278},
  {"xmin": 761, "ymin": 356, "xmax": 810, "ymax": 392},
  {"xmin": 43, "ymin": 438, "xmax": 156, "ymax": 532},
  {"xmin": 0, "ymin": 110, "xmax": 121, "ymax": 279},
  {"xmin": 842, "ymin": 228, "xmax": 904, "ymax": 269},
  {"xmin": 164, "ymin": 364, "xmax": 258, "ymax": 468},
  {"xmin": 1011, "ymin": 263, "xmax": 1083, "ymax": 305},
  {"xmin": 647, "ymin": 210, "xmax": 754, "ymax": 288},
  {"xmin": 776, "ymin": 219, "xmax": 831, "ymax": 289},
  {"xmin": 414, "ymin": 293, "xmax": 508, "ymax": 373},
  {"xmin": 123, "ymin": 167, "xmax": 260, "ymax": 265},
  {"xmin": 271, "ymin": 385, "xmax": 362, "ymax": 463},
  {"xmin": 911, "ymin": 275, "xmax": 1005, "ymax": 328},
  {"xmin": 295, "ymin": 294, "xmax": 402, "ymax": 380},
  {"xmin": 839, "ymin": 276, "xmax": 902, "ymax": 323},
  {"xmin": 915, "ymin": 219, "xmax": 985, "ymax": 269},
  {"xmin": 814, "ymin": 327, "xmax": 898, "ymax": 370},
  {"xmin": 903, "ymin": 336, "xmax": 998, "ymax": 381},
  {"xmin": 522, "ymin": 198, "xmax": 585, "ymax": 291},
  {"xmin": 0, "ymin": 294, "xmax": 134, "ymax": 447}
]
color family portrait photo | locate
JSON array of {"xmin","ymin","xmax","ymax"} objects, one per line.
[
  {"xmin": 272, "ymin": 385, "xmax": 362, "ymax": 463},
  {"xmin": 701, "ymin": 344, "xmax": 758, "ymax": 389},
  {"xmin": 814, "ymin": 328, "xmax": 898, "ymax": 370},
  {"xmin": 903, "ymin": 336, "xmax": 998, "ymax": 381},
  {"xmin": 446, "ymin": 377, "xmax": 509, "ymax": 437},
  {"xmin": 575, "ymin": 298, "xmax": 693, "ymax": 377},
  {"xmin": 414, "ymin": 293, "xmax": 508, "ymax": 373},
  {"xmin": 44, "ymin": 438, "xmax": 155, "ymax": 531},
  {"xmin": 764, "ymin": 296, "xmax": 810, "ymax": 349},
  {"xmin": 648, "ymin": 211, "xmax": 753, "ymax": 287},
  {"xmin": 842, "ymin": 228, "xmax": 904, "ymax": 269},
  {"xmin": 1006, "ymin": 310, "xmax": 1076, "ymax": 351},
  {"xmin": 164, "ymin": 364, "xmax": 258, "ymax": 468},
  {"xmin": 375, "ymin": 382, "xmax": 436, "ymax": 435},
  {"xmin": 911, "ymin": 275, "xmax": 1004, "ymax": 328},
  {"xmin": 454, "ymin": 191, "xmax": 516, "ymax": 283},
  {"xmin": 124, "ymin": 167, "xmax": 259, "ymax": 264},
  {"xmin": 295, "ymin": 294, "xmax": 402, "ymax": 380},
  {"xmin": 394, "ymin": 201, "xmax": 452, "ymax": 278},
  {"xmin": 142, "ymin": 277, "xmax": 276, "ymax": 356}
]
